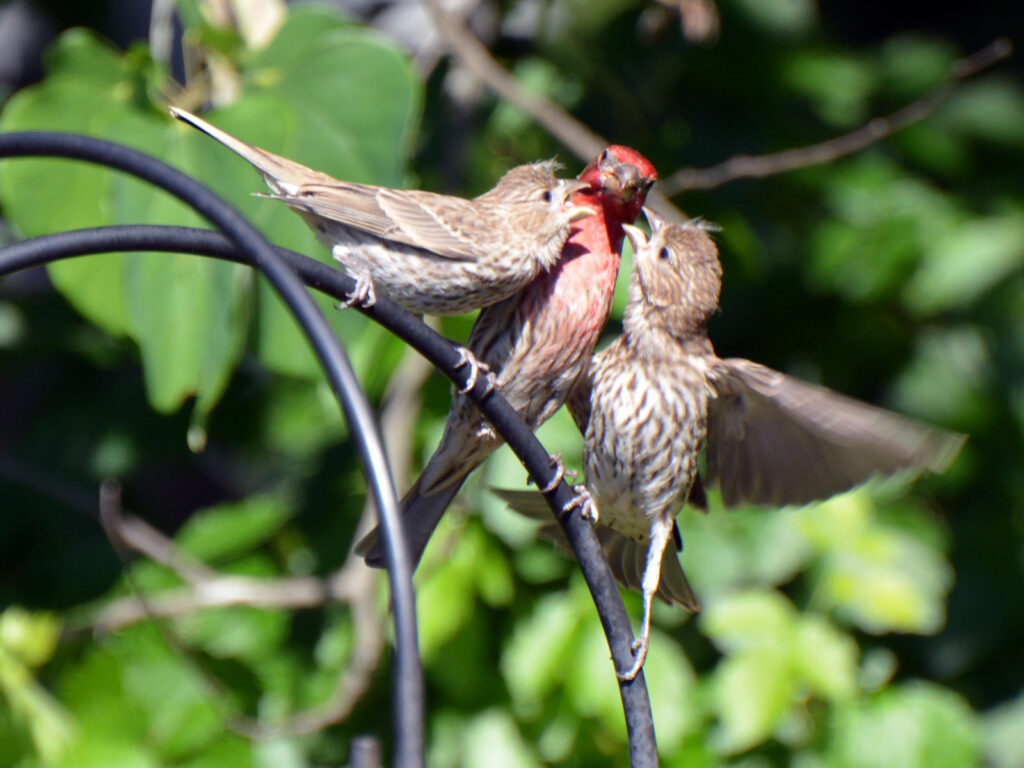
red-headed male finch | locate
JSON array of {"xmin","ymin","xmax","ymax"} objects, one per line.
[
  {"xmin": 169, "ymin": 107, "xmax": 595, "ymax": 315},
  {"xmin": 357, "ymin": 147, "xmax": 658, "ymax": 567},
  {"xmin": 496, "ymin": 209, "xmax": 966, "ymax": 681}
]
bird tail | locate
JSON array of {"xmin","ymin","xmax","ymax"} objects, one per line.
[
  {"xmin": 169, "ymin": 107, "xmax": 325, "ymax": 195},
  {"xmin": 355, "ymin": 472, "xmax": 468, "ymax": 569},
  {"xmin": 492, "ymin": 488, "xmax": 702, "ymax": 611}
]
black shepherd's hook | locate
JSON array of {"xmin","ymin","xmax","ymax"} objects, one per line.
[
  {"xmin": 0, "ymin": 134, "xmax": 660, "ymax": 767},
  {"xmin": 0, "ymin": 133, "xmax": 423, "ymax": 768}
]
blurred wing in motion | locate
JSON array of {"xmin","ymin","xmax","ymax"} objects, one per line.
[{"xmin": 706, "ymin": 358, "xmax": 966, "ymax": 508}]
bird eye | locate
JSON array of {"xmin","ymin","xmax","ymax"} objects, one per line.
[
  {"xmin": 541, "ymin": 190, "xmax": 552, "ymax": 203},
  {"xmin": 658, "ymin": 247, "xmax": 671, "ymax": 261}
]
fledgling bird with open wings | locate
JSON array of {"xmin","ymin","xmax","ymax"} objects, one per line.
[
  {"xmin": 496, "ymin": 209, "xmax": 965, "ymax": 681},
  {"xmin": 169, "ymin": 107, "xmax": 595, "ymax": 315}
]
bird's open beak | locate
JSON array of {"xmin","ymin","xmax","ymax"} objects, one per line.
[
  {"xmin": 621, "ymin": 223, "xmax": 647, "ymax": 254},
  {"xmin": 566, "ymin": 203, "xmax": 597, "ymax": 222},
  {"xmin": 563, "ymin": 178, "xmax": 591, "ymax": 197},
  {"xmin": 561, "ymin": 179, "xmax": 598, "ymax": 221},
  {"xmin": 643, "ymin": 207, "xmax": 666, "ymax": 233}
]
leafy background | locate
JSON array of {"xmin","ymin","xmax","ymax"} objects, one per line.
[{"xmin": 0, "ymin": 0, "xmax": 1022, "ymax": 766}]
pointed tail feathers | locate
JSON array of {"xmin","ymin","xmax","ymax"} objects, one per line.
[
  {"xmin": 169, "ymin": 107, "xmax": 335, "ymax": 195},
  {"xmin": 491, "ymin": 488, "xmax": 701, "ymax": 611},
  {"xmin": 356, "ymin": 474, "xmax": 466, "ymax": 568}
]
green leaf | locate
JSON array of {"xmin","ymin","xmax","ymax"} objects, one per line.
[
  {"xmin": 681, "ymin": 505, "xmax": 811, "ymax": 597},
  {"xmin": 565, "ymin": 608, "xmax": 628, "ymax": 734},
  {"xmin": 891, "ymin": 325, "xmax": 993, "ymax": 426},
  {"xmin": 700, "ymin": 589, "xmax": 796, "ymax": 653},
  {"xmin": 462, "ymin": 709, "xmax": 543, "ymax": 768},
  {"xmin": 180, "ymin": 606, "xmax": 289, "ymax": 664},
  {"xmin": 175, "ymin": 496, "xmax": 292, "ymax": 563},
  {"xmin": 796, "ymin": 494, "xmax": 954, "ymax": 634},
  {"xmin": 0, "ymin": 11, "xmax": 421, "ymax": 415},
  {"xmin": 120, "ymin": 654, "xmax": 220, "ymax": 760},
  {"xmin": 0, "ymin": 607, "xmax": 60, "ymax": 668},
  {"xmin": 502, "ymin": 590, "xmax": 582, "ymax": 706},
  {"xmin": 942, "ymin": 79, "xmax": 1024, "ymax": 148},
  {"xmin": 711, "ymin": 646, "xmax": 795, "ymax": 753},
  {"xmin": 793, "ymin": 616, "xmax": 858, "ymax": 701},
  {"xmin": 904, "ymin": 213, "xmax": 1024, "ymax": 314},
  {"xmin": 782, "ymin": 50, "xmax": 876, "ymax": 125},
  {"xmin": 176, "ymin": 735, "xmax": 255, "ymax": 768},
  {"xmin": 644, "ymin": 630, "xmax": 700, "ymax": 753},
  {"xmin": 829, "ymin": 682, "xmax": 979, "ymax": 768},
  {"xmin": 416, "ymin": 545, "xmax": 478, "ymax": 659},
  {"xmin": 55, "ymin": 737, "xmax": 159, "ymax": 768},
  {"xmin": 983, "ymin": 689, "xmax": 1024, "ymax": 768}
]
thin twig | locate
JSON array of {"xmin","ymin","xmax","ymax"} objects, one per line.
[
  {"xmin": 660, "ymin": 38, "xmax": 1013, "ymax": 194},
  {"xmin": 422, "ymin": 0, "xmax": 606, "ymax": 159},
  {"xmin": 91, "ymin": 342, "xmax": 436, "ymax": 737},
  {"xmin": 233, "ymin": 344, "xmax": 435, "ymax": 739},
  {"xmin": 422, "ymin": 0, "xmax": 690, "ymax": 225}
]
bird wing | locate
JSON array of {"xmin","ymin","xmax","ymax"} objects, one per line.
[
  {"xmin": 705, "ymin": 358, "xmax": 966, "ymax": 509},
  {"xmin": 276, "ymin": 184, "xmax": 485, "ymax": 262},
  {"xmin": 375, "ymin": 188, "xmax": 491, "ymax": 261}
]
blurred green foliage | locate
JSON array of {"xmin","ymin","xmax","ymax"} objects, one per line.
[{"xmin": 1, "ymin": 1, "xmax": 1022, "ymax": 766}]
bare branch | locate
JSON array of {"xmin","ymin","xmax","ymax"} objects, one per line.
[
  {"xmin": 92, "ymin": 576, "xmax": 341, "ymax": 631},
  {"xmin": 660, "ymin": 38, "xmax": 1013, "ymax": 195},
  {"xmin": 230, "ymin": 344, "xmax": 435, "ymax": 739},
  {"xmin": 99, "ymin": 483, "xmax": 216, "ymax": 585},
  {"xmin": 84, "ymin": 337, "xmax": 433, "ymax": 738},
  {"xmin": 423, "ymin": 0, "xmax": 606, "ymax": 160},
  {"xmin": 422, "ymin": 0, "xmax": 692, "ymax": 224}
]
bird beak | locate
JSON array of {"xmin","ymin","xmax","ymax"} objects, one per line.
[
  {"xmin": 643, "ymin": 207, "xmax": 666, "ymax": 233},
  {"xmin": 566, "ymin": 204, "xmax": 597, "ymax": 222},
  {"xmin": 563, "ymin": 178, "xmax": 591, "ymax": 197},
  {"xmin": 621, "ymin": 223, "xmax": 647, "ymax": 254},
  {"xmin": 560, "ymin": 179, "xmax": 597, "ymax": 221},
  {"xmin": 611, "ymin": 163, "xmax": 643, "ymax": 201}
]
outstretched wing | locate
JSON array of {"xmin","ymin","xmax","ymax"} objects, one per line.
[{"xmin": 705, "ymin": 358, "xmax": 966, "ymax": 508}]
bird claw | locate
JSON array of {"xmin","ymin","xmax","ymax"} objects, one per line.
[
  {"xmin": 562, "ymin": 484, "xmax": 598, "ymax": 524},
  {"xmin": 336, "ymin": 274, "xmax": 376, "ymax": 310},
  {"xmin": 454, "ymin": 347, "xmax": 494, "ymax": 395},
  {"xmin": 618, "ymin": 637, "xmax": 649, "ymax": 682},
  {"xmin": 526, "ymin": 452, "xmax": 575, "ymax": 493}
]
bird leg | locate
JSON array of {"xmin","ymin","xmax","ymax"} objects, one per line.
[
  {"xmin": 336, "ymin": 269, "xmax": 377, "ymax": 310},
  {"xmin": 562, "ymin": 484, "xmax": 599, "ymax": 524},
  {"xmin": 454, "ymin": 347, "xmax": 495, "ymax": 395},
  {"xmin": 619, "ymin": 515, "xmax": 674, "ymax": 682}
]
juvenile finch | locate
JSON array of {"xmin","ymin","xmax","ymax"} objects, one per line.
[
  {"xmin": 169, "ymin": 107, "xmax": 595, "ymax": 315},
  {"xmin": 497, "ymin": 210, "xmax": 965, "ymax": 681},
  {"xmin": 358, "ymin": 146, "xmax": 658, "ymax": 566}
]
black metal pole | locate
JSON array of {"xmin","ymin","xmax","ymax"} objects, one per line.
[{"xmin": 0, "ymin": 136, "xmax": 424, "ymax": 768}]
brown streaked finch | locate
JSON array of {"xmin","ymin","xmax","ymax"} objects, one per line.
[
  {"xmin": 357, "ymin": 146, "xmax": 659, "ymax": 567},
  {"xmin": 496, "ymin": 209, "xmax": 965, "ymax": 681},
  {"xmin": 169, "ymin": 107, "xmax": 595, "ymax": 315}
]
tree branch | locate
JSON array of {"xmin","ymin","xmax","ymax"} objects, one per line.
[
  {"xmin": 91, "ymin": 346, "xmax": 432, "ymax": 737},
  {"xmin": 659, "ymin": 38, "xmax": 1013, "ymax": 194},
  {"xmin": 422, "ymin": 0, "xmax": 690, "ymax": 226}
]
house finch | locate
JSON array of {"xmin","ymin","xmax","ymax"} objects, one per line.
[
  {"xmin": 169, "ymin": 107, "xmax": 595, "ymax": 315},
  {"xmin": 358, "ymin": 146, "xmax": 658, "ymax": 566},
  {"xmin": 496, "ymin": 210, "xmax": 965, "ymax": 681}
]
